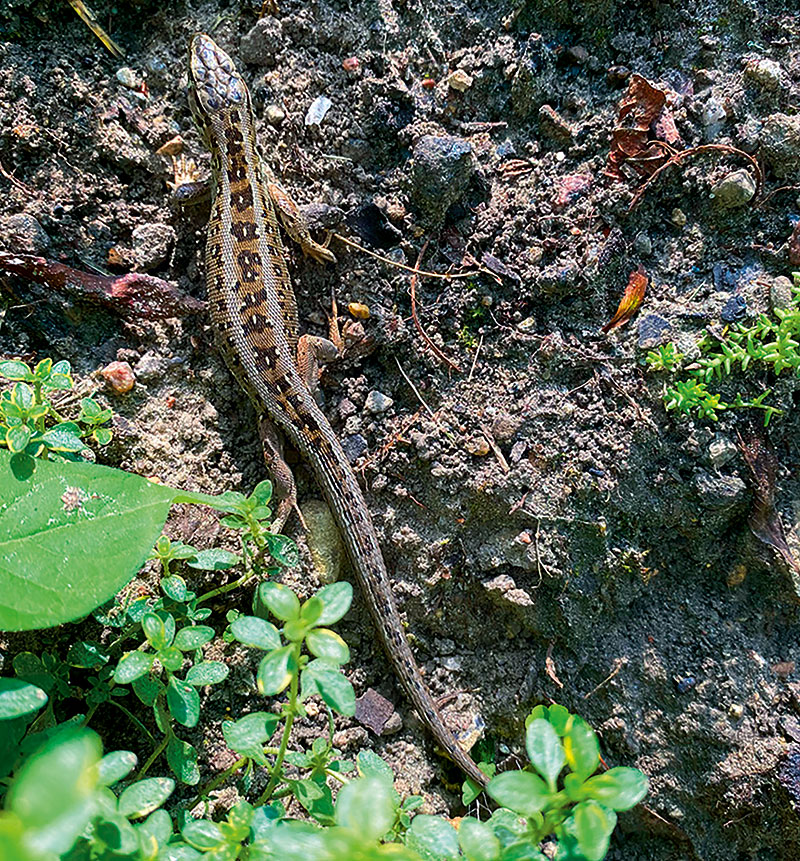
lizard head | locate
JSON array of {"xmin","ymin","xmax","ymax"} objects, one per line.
[{"xmin": 187, "ymin": 34, "xmax": 252, "ymax": 141}]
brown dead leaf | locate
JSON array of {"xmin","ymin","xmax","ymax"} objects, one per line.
[
  {"xmin": 604, "ymin": 74, "xmax": 681, "ymax": 181},
  {"xmin": 601, "ymin": 267, "xmax": 648, "ymax": 333}
]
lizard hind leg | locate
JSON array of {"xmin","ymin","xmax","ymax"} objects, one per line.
[{"xmin": 257, "ymin": 414, "xmax": 307, "ymax": 533}]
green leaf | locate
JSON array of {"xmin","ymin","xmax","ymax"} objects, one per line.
[
  {"xmin": 6, "ymin": 729, "xmax": 101, "ymax": 855},
  {"xmin": 300, "ymin": 595, "xmax": 324, "ymax": 625},
  {"xmin": 314, "ymin": 582, "xmax": 353, "ymax": 626},
  {"xmin": 526, "ymin": 719, "xmax": 565, "ymax": 789},
  {"xmin": 230, "ymin": 615, "xmax": 281, "ymax": 651},
  {"xmin": 167, "ymin": 676, "xmax": 200, "ymax": 727},
  {"xmin": 40, "ymin": 427, "xmax": 85, "ymax": 452},
  {"xmin": 172, "ymin": 625, "xmax": 215, "ymax": 651},
  {"xmin": 161, "ymin": 575, "xmax": 188, "ymax": 602},
  {"xmin": 158, "ymin": 646, "xmax": 184, "ymax": 672},
  {"xmin": 545, "ymin": 703, "xmax": 571, "ymax": 736},
  {"xmin": 251, "ymin": 480, "xmax": 273, "ymax": 506},
  {"xmin": 407, "ymin": 814, "xmax": 460, "ymax": 861},
  {"xmin": 182, "ymin": 818, "xmax": 225, "ymax": 850},
  {"xmin": 259, "ymin": 581, "xmax": 300, "ymax": 620},
  {"xmin": 187, "ymin": 548, "xmax": 240, "ymax": 571},
  {"xmin": 290, "ymin": 777, "xmax": 335, "ymax": 825},
  {"xmin": 167, "ymin": 737, "xmax": 200, "ymax": 786},
  {"xmin": 257, "ymin": 645, "xmax": 297, "ymax": 696},
  {"xmin": 97, "ymin": 750, "xmax": 137, "ymax": 786},
  {"xmin": 306, "ymin": 628, "xmax": 350, "ymax": 664},
  {"xmin": 0, "ymin": 450, "xmax": 175, "ymax": 631},
  {"xmin": 581, "ymin": 767, "xmax": 648, "ymax": 811},
  {"xmin": 185, "ymin": 661, "xmax": 229, "ymax": 686},
  {"xmin": 114, "ymin": 651, "xmax": 154, "ymax": 684},
  {"xmin": 335, "ymin": 776, "xmax": 396, "ymax": 840},
  {"xmin": 142, "ymin": 612, "xmax": 171, "ymax": 649},
  {"xmin": 117, "ymin": 777, "xmax": 175, "ymax": 819},
  {"xmin": 356, "ymin": 749, "xmax": 395, "ymax": 785},
  {"xmin": 93, "ymin": 427, "xmax": 113, "ymax": 446},
  {"xmin": 301, "ymin": 659, "xmax": 355, "ymax": 715},
  {"xmin": 66, "ymin": 641, "xmax": 109, "ymax": 669},
  {"xmin": 11, "ymin": 383, "xmax": 33, "ymax": 410},
  {"xmin": 572, "ymin": 800, "xmax": 616, "ymax": 861},
  {"xmin": 487, "ymin": 771, "xmax": 552, "ymax": 817},
  {"xmin": 458, "ymin": 817, "xmax": 501, "ymax": 861},
  {"xmin": 0, "ymin": 678, "xmax": 47, "ymax": 719},
  {"xmin": 222, "ymin": 712, "xmax": 281, "ymax": 765},
  {"xmin": 0, "ymin": 361, "xmax": 33, "ymax": 381},
  {"xmin": 563, "ymin": 717, "xmax": 599, "ymax": 781},
  {"xmin": 6, "ymin": 424, "xmax": 31, "ymax": 453}
]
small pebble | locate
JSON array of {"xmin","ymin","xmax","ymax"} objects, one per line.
[
  {"xmin": 538, "ymin": 104, "xmax": 573, "ymax": 141},
  {"xmin": 637, "ymin": 314, "xmax": 673, "ymax": 350},
  {"xmin": 131, "ymin": 222, "xmax": 176, "ymax": 271},
  {"xmin": 365, "ymin": 390, "xmax": 394, "ymax": 415},
  {"xmin": 348, "ymin": 302, "xmax": 370, "ymax": 319},
  {"xmin": 342, "ymin": 433, "xmax": 368, "ymax": 462},
  {"xmin": 720, "ymin": 294, "xmax": 747, "ymax": 322},
  {"xmin": 675, "ymin": 676, "xmax": 696, "ymax": 694},
  {"xmin": 155, "ymin": 135, "xmax": 183, "ymax": 157},
  {"xmin": 116, "ymin": 67, "xmax": 143, "ymax": 90},
  {"xmin": 342, "ymin": 56, "xmax": 360, "ymax": 73},
  {"xmin": 726, "ymin": 563, "xmax": 747, "ymax": 588},
  {"xmin": 633, "ymin": 231, "xmax": 652, "ymax": 255},
  {"xmin": 728, "ymin": 703, "xmax": 744, "ymax": 720},
  {"xmin": 448, "ymin": 69, "xmax": 473, "ymax": 91},
  {"xmin": 305, "ymin": 95, "xmax": 333, "ymax": 127},
  {"xmin": 710, "ymin": 169, "xmax": 756, "ymax": 208},
  {"xmin": 410, "ymin": 135, "xmax": 474, "ymax": 226},
  {"xmin": 265, "ymin": 104, "xmax": 286, "ymax": 126},
  {"xmin": 1, "ymin": 213, "xmax": 50, "ymax": 254},
  {"xmin": 744, "ymin": 57, "xmax": 782, "ymax": 91},
  {"xmin": 465, "ymin": 435, "xmax": 490, "ymax": 456},
  {"xmin": 671, "ymin": 208, "xmax": 687, "ymax": 227},
  {"xmin": 709, "ymin": 436, "xmax": 737, "ymax": 469},
  {"xmin": 102, "ymin": 361, "xmax": 135, "ymax": 394},
  {"xmin": 769, "ymin": 275, "xmax": 794, "ymax": 312}
]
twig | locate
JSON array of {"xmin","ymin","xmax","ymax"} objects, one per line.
[
  {"xmin": 409, "ymin": 240, "xmax": 462, "ymax": 372},
  {"xmin": 467, "ymin": 334, "xmax": 483, "ymax": 382},
  {"xmin": 479, "ymin": 423, "xmax": 510, "ymax": 473},
  {"xmin": 756, "ymin": 183, "xmax": 800, "ymax": 210},
  {"xmin": 582, "ymin": 657, "xmax": 627, "ymax": 700},
  {"xmin": 628, "ymin": 144, "xmax": 764, "ymax": 211},
  {"xmin": 394, "ymin": 357, "xmax": 436, "ymax": 418},
  {"xmin": 0, "ymin": 159, "xmax": 33, "ymax": 195},
  {"xmin": 331, "ymin": 232, "xmax": 484, "ymax": 281}
]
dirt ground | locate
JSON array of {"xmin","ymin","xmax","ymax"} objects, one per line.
[{"xmin": 3, "ymin": 0, "xmax": 800, "ymax": 858}]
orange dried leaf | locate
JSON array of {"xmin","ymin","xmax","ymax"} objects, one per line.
[{"xmin": 601, "ymin": 267, "xmax": 648, "ymax": 333}]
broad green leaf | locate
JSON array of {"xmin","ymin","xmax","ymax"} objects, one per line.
[
  {"xmin": 487, "ymin": 771, "xmax": 552, "ymax": 817},
  {"xmin": 114, "ymin": 651, "xmax": 154, "ymax": 684},
  {"xmin": 230, "ymin": 616, "xmax": 281, "ymax": 651},
  {"xmin": 0, "ymin": 678, "xmax": 47, "ymax": 719},
  {"xmin": 257, "ymin": 645, "xmax": 297, "ymax": 696},
  {"xmin": 458, "ymin": 817, "xmax": 501, "ymax": 861},
  {"xmin": 172, "ymin": 625, "xmax": 215, "ymax": 651},
  {"xmin": 315, "ymin": 582, "xmax": 353, "ymax": 625},
  {"xmin": 7, "ymin": 729, "xmax": 101, "ymax": 854},
  {"xmin": 563, "ymin": 716, "xmax": 599, "ymax": 782},
  {"xmin": 407, "ymin": 814, "xmax": 460, "ymax": 861},
  {"xmin": 40, "ymin": 428, "xmax": 84, "ymax": 452},
  {"xmin": 6, "ymin": 425, "xmax": 31, "ymax": 453},
  {"xmin": 526, "ymin": 719, "xmax": 565, "ymax": 789},
  {"xmin": 290, "ymin": 778, "xmax": 335, "ymax": 825},
  {"xmin": 300, "ymin": 595, "xmax": 323, "ymax": 625},
  {"xmin": 187, "ymin": 548, "xmax": 240, "ymax": 571},
  {"xmin": 572, "ymin": 800, "xmax": 616, "ymax": 861},
  {"xmin": 222, "ymin": 712, "xmax": 280, "ymax": 765},
  {"xmin": 160, "ymin": 575, "xmax": 187, "ymax": 602},
  {"xmin": 300, "ymin": 659, "xmax": 355, "ymax": 715},
  {"xmin": 0, "ymin": 450, "xmax": 174, "ymax": 630},
  {"xmin": 167, "ymin": 677, "xmax": 200, "ymax": 727},
  {"xmin": 185, "ymin": 661, "xmax": 229, "ymax": 686},
  {"xmin": 167, "ymin": 737, "xmax": 200, "ymax": 786},
  {"xmin": 66, "ymin": 641, "xmax": 109, "ymax": 669},
  {"xmin": 546, "ymin": 703, "xmax": 571, "ymax": 736},
  {"xmin": 117, "ymin": 777, "xmax": 174, "ymax": 819},
  {"xmin": 0, "ymin": 360, "xmax": 33, "ymax": 381},
  {"xmin": 259, "ymin": 581, "xmax": 300, "ymax": 620},
  {"xmin": 335, "ymin": 776, "xmax": 395, "ymax": 840},
  {"xmin": 158, "ymin": 646, "xmax": 184, "ymax": 672},
  {"xmin": 263, "ymin": 532, "xmax": 299, "ymax": 566},
  {"xmin": 251, "ymin": 480, "xmax": 273, "ymax": 505},
  {"xmin": 97, "ymin": 750, "xmax": 137, "ymax": 786},
  {"xmin": 305, "ymin": 628, "xmax": 349, "ymax": 664},
  {"xmin": 142, "ymin": 613, "xmax": 170, "ymax": 650},
  {"xmin": 581, "ymin": 767, "xmax": 648, "ymax": 811},
  {"xmin": 182, "ymin": 818, "xmax": 225, "ymax": 850},
  {"xmin": 356, "ymin": 750, "xmax": 395, "ymax": 785}
]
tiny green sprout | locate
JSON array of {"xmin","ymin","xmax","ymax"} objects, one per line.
[
  {"xmin": 0, "ymin": 357, "xmax": 113, "ymax": 458},
  {"xmin": 645, "ymin": 343, "xmax": 683, "ymax": 372}
]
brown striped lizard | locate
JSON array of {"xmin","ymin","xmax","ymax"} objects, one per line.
[{"xmin": 184, "ymin": 33, "xmax": 487, "ymax": 787}]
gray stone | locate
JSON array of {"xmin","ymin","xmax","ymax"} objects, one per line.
[
  {"xmin": 134, "ymin": 351, "xmax": 172, "ymax": 381},
  {"xmin": 770, "ymin": 275, "xmax": 794, "ymax": 312},
  {"xmin": 365, "ymin": 390, "xmax": 394, "ymax": 415},
  {"xmin": 1, "ymin": 213, "xmax": 50, "ymax": 253},
  {"xmin": 637, "ymin": 314, "xmax": 673, "ymax": 349},
  {"xmin": 265, "ymin": 104, "xmax": 285, "ymax": 126},
  {"xmin": 131, "ymin": 222, "xmax": 176, "ymax": 271},
  {"xmin": 410, "ymin": 135, "xmax": 474, "ymax": 226},
  {"xmin": 700, "ymin": 96, "xmax": 727, "ymax": 140},
  {"xmin": 694, "ymin": 472, "xmax": 747, "ymax": 510},
  {"xmin": 760, "ymin": 113, "xmax": 800, "ymax": 179},
  {"xmin": 744, "ymin": 58, "xmax": 782, "ymax": 91},
  {"xmin": 239, "ymin": 16, "xmax": 283, "ymax": 66},
  {"xmin": 342, "ymin": 433, "xmax": 368, "ymax": 462},
  {"xmin": 709, "ymin": 436, "xmax": 737, "ymax": 469},
  {"xmin": 633, "ymin": 231, "xmax": 652, "ymax": 255},
  {"xmin": 720, "ymin": 294, "xmax": 747, "ymax": 322},
  {"xmin": 710, "ymin": 169, "xmax": 757, "ymax": 208}
]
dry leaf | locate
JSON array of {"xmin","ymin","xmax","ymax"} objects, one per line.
[{"xmin": 601, "ymin": 267, "xmax": 648, "ymax": 333}]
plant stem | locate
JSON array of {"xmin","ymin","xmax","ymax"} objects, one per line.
[
  {"xmin": 195, "ymin": 570, "xmax": 256, "ymax": 605},
  {"xmin": 258, "ymin": 646, "xmax": 301, "ymax": 803},
  {"xmin": 137, "ymin": 725, "xmax": 171, "ymax": 779}
]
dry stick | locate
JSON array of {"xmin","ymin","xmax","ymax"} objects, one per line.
[
  {"xmin": 394, "ymin": 356, "xmax": 436, "ymax": 419},
  {"xmin": 0, "ymin": 159, "xmax": 33, "ymax": 195},
  {"xmin": 468, "ymin": 334, "xmax": 484, "ymax": 382},
  {"xmin": 408, "ymin": 240, "xmax": 463, "ymax": 373},
  {"xmin": 756, "ymin": 183, "xmax": 800, "ymax": 210},
  {"xmin": 330, "ymin": 231, "xmax": 485, "ymax": 282},
  {"xmin": 628, "ymin": 144, "xmax": 764, "ymax": 212}
]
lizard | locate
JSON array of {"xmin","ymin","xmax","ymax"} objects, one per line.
[{"xmin": 185, "ymin": 32, "xmax": 487, "ymax": 788}]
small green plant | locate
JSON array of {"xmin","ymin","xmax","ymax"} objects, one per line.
[
  {"xmin": 0, "ymin": 358, "xmax": 113, "ymax": 458},
  {"xmin": 648, "ymin": 274, "xmax": 800, "ymax": 425}
]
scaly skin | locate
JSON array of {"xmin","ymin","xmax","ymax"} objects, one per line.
[{"xmin": 187, "ymin": 33, "xmax": 487, "ymax": 787}]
